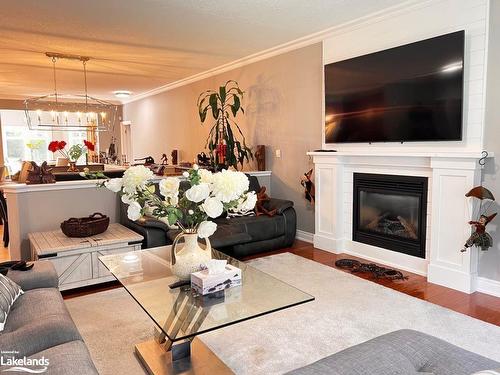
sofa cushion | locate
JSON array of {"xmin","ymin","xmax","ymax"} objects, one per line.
[
  {"xmin": 0, "ymin": 340, "xmax": 98, "ymax": 375},
  {"xmin": 0, "ymin": 288, "xmax": 82, "ymax": 358},
  {"xmin": 5, "ymin": 288, "xmax": 72, "ymax": 332},
  {"xmin": 217, "ymin": 214, "xmax": 286, "ymax": 243},
  {"xmin": 0, "ymin": 274, "xmax": 23, "ymax": 331},
  {"xmin": 168, "ymin": 225, "xmax": 252, "ymax": 249},
  {"xmin": 287, "ymin": 330, "xmax": 500, "ymax": 375},
  {"xmin": 7, "ymin": 261, "xmax": 59, "ymax": 290}
]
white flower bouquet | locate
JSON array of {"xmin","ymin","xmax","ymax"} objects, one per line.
[{"xmin": 104, "ymin": 164, "xmax": 257, "ymax": 239}]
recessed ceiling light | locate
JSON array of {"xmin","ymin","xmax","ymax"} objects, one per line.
[{"xmin": 113, "ymin": 90, "xmax": 132, "ymax": 98}]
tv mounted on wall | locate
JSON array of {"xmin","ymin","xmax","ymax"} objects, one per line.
[{"xmin": 324, "ymin": 30, "xmax": 465, "ymax": 144}]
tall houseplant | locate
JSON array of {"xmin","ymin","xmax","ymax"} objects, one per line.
[{"xmin": 197, "ymin": 80, "xmax": 253, "ymax": 170}]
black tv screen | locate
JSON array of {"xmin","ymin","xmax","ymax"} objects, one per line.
[{"xmin": 324, "ymin": 31, "xmax": 464, "ymax": 143}]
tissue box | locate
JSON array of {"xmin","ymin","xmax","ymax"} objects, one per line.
[{"xmin": 191, "ymin": 264, "xmax": 242, "ymax": 295}]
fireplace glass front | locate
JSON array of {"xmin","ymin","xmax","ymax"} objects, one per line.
[{"xmin": 353, "ymin": 173, "xmax": 428, "ymax": 258}]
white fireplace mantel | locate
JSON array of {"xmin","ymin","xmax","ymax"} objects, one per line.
[{"xmin": 308, "ymin": 150, "xmax": 494, "ymax": 294}]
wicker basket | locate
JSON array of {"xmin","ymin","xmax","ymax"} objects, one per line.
[{"xmin": 61, "ymin": 213, "xmax": 110, "ymax": 238}]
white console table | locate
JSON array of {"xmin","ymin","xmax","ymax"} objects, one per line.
[{"xmin": 29, "ymin": 223, "xmax": 143, "ymax": 291}]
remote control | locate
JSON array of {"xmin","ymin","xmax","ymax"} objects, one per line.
[{"xmin": 169, "ymin": 280, "xmax": 190, "ymax": 289}]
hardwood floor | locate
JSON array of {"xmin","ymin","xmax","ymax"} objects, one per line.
[
  {"xmin": 62, "ymin": 239, "xmax": 500, "ymax": 326},
  {"xmin": 0, "ymin": 225, "xmax": 9, "ymax": 262}
]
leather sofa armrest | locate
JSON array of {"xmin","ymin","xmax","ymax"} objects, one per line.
[
  {"xmin": 135, "ymin": 216, "xmax": 170, "ymax": 231},
  {"xmin": 265, "ymin": 198, "xmax": 294, "ymax": 215},
  {"xmin": 7, "ymin": 261, "xmax": 58, "ymax": 290}
]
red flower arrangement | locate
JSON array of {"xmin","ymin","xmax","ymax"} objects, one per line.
[
  {"xmin": 48, "ymin": 140, "xmax": 67, "ymax": 153},
  {"xmin": 83, "ymin": 140, "xmax": 95, "ymax": 151},
  {"xmin": 48, "ymin": 140, "xmax": 95, "ymax": 162}
]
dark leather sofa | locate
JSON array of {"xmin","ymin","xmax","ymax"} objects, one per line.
[{"xmin": 120, "ymin": 175, "xmax": 296, "ymax": 258}]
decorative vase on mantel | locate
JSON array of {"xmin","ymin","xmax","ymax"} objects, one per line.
[
  {"xmin": 171, "ymin": 230, "xmax": 212, "ymax": 280},
  {"xmin": 67, "ymin": 161, "xmax": 79, "ymax": 172}
]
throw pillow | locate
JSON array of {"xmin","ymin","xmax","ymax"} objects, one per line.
[
  {"xmin": 0, "ymin": 273, "xmax": 23, "ymax": 331},
  {"xmin": 227, "ymin": 210, "xmax": 255, "ymax": 218}
]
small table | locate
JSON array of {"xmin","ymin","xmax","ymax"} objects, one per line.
[
  {"xmin": 99, "ymin": 246, "xmax": 314, "ymax": 375},
  {"xmin": 29, "ymin": 223, "xmax": 143, "ymax": 290}
]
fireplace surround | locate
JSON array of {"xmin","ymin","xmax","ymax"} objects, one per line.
[
  {"xmin": 307, "ymin": 151, "xmax": 492, "ymax": 295},
  {"xmin": 353, "ymin": 173, "xmax": 428, "ymax": 259}
]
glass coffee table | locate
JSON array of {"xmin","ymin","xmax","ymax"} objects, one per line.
[{"xmin": 99, "ymin": 245, "xmax": 314, "ymax": 375}]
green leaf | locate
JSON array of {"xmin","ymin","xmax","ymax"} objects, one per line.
[
  {"xmin": 167, "ymin": 212, "xmax": 177, "ymax": 226},
  {"xmin": 200, "ymin": 107, "xmax": 208, "ymax": 122},
  {"xmin": 209, "ymin": 93, "xmax": 218, "ymax": 119},
  {"xmin": 219, "ymin": 86, "xmax": 226, "ymax": 103},
  {"xmin": 231, "ymin": 95, "xmax": 240, "ymax": 117}
]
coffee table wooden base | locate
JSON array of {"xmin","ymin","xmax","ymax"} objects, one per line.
[{"xmin": 135, "ymin": 338, "xmax": 234, "ymax": 375}]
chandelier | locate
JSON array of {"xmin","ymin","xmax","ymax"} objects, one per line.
[{"xmin": 24, "ymin": 52, "xmax": 118, "ymax": 132}]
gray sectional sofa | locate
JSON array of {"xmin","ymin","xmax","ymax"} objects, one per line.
[
  {"xmin": 288, "ymin": 329, "xmax": 500, "ymax": 375},
  {"xmin": 0, "ymin": 262, "xmax": 98, "ymax": 375}
]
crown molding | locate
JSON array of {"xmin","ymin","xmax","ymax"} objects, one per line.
[{"xmin": 122, "ymin": 0, "xmax": 429, "ymax": 105}]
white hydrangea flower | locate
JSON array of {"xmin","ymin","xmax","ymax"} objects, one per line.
[
  {"xmin": 198, "ymin": 169, "xmax": 214, "ymax": 185},
  {"xmin": 159, "ymin": 177, "xmax": 180, "ymax": 198},
  {"xmin": 104, "ymin": 178, "xmax": 123, "ymax": 193},
  {"xmin": 121, "ymin": 194, "xmax": 135, "ymax": 205},
  {"xmin": 212, "ymin": 170, "xmax": 249, "ymax": 203},
  {"xmin": 122, "ymin": 165, "xmax": 154, "ymax": 195},
  {"xmin": 183, "ymin": 171, "xmax": 189, "ymax": 178},
  {"xmin": 239, "ymin": 191, "xmax": 257, "ymax": 212},
  {"xmin": 201, "ymin": 197, "xmax": 224, "ymax": 218},
  {"xmin": 193, "ymin": 164, "xmax": 199, "ymax": 170},
  {"xmin": 165, "ymin": 195, "xmax": 179, "ymax": 206},
  {"xmin": 198, "ymin": 221, "xmax": 217, "ymax": 239},
  {"xmin": 127, "ymin": 201, "xmax": 142, "ymax": 221},
  {"xmin": 185, "ymin": 183, "xmax": 210, "ymax": 203},
  {"xmin": 188, "ymin": 209, "xmax": 194, "ymax": 215}
]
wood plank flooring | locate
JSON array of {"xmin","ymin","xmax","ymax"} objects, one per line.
[
  {"xmin": 56, "ymin": 238, "xmax": 500, "ymax": 326},
  {"xmin": 0, "ymin": 226, "xmax": 9, "ymax": 262}
]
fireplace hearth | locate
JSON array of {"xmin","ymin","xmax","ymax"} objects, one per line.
[{"xmin": 353, "ymin": 173, "xmax": 428, "ymax": 258}]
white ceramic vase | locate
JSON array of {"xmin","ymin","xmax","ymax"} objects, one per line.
[{"xmin": 171, "ymin": 231, "xmax": 212, "ymax": 280}]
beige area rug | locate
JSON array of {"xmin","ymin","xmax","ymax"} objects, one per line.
[{"xmin": 65, "ymin": 253, "xmax": 500, "ymax": 375}]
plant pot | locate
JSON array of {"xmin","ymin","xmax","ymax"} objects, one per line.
[
  {"xmin": 171, "ymin": 231, "xmax": 212, "ymax": 280},
  {"xmin": 67, "ymin": 161, "xmax": 79, "ymax": 172}
]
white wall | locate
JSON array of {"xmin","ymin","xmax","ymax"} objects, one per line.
[
  {"xmin": 123, "ymin": 44, "xmax": 323, "ymax": 233},
  {"xmin": 321, "ymin": 0, "xmax": 500, "ymax": 288},
  {"xmin": 480, "ymin": 0, "xmax": 500, "ymax": 289},
  {"xmin": 322, "ymin": 0, "xmax": 489, "ymax": 154}
]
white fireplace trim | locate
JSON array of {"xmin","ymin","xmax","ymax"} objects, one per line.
[{"xmin": 308, "ymin": 151, "xmax": 492, "ymax": 294}]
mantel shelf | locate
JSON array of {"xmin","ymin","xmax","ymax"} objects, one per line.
[{"xmin": 307, "ymin": 151, "xmax": 494, "ymax": 159}]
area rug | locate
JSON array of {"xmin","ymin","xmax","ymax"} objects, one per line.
[{"xmin": 65, "ymin": 253, "xmax": 500, "ymax": 375}]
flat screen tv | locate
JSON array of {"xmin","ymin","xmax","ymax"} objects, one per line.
[{"xmin": 324, "ymin": 30, "xmax": 464, "ymax": 144}]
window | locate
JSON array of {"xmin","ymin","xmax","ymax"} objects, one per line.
[{"xmin": 0, "ymin": 110, "xmax": 98, "ymax": 174}]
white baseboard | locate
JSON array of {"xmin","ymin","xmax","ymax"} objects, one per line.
[
  {"xmin": 427, "ymin": 263, "xmax": 477, "ymax": 294},
  {"xmin": 296, "ymin": 230, "xmax": 314, "ymax": 243},
  {"xmin": 477, "ymin": 277, "xmax": 500, "ymax": 298},
  {"xmin": 313, "ymin": 234, "xmax": 342, "ymax": 254}
]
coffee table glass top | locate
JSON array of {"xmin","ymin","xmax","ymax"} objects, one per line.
[{"xmin": 99, "ymin": 246, "xmax": 314, "ymax": 343}]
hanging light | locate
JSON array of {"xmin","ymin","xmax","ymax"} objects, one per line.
[{"xmin": 24, "ymin": 52, "xmax": 118, "ymax": 132}]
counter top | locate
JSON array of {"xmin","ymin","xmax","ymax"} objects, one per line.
[{"xmin": 0, "ymin": 170, "xmax": 272, "ymax": 194}]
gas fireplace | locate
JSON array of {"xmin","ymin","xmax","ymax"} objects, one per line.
[{"xmin": 353, "ymin": 173, "xmax": 428, "ymax": 258}]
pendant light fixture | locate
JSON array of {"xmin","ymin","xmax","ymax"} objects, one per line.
[{"xmin": 24, "ymin": 52, "xmax": 118, "ymax": 132}]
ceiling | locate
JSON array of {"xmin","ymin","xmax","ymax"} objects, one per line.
[{"xmin": 0, "ymin": 0, "xmax": 406, "ymax": 103}]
